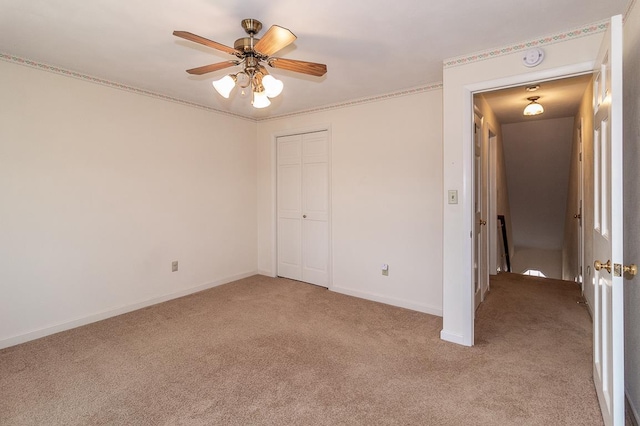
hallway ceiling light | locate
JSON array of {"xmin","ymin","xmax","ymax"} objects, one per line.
[{"xmin": 523, "ymin": 96, "xmax": 544, "ymax": 116}]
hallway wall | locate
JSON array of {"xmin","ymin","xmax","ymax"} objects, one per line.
[
  {"xmin": 474, "ymin": 96, "xmax": 513, "ymax": 274},
  {"xmin": 561, "ymin": 82, "xmax": 594, "ymax": 291},
  {"xmin": 511, "ymin": 247, "xmax": 562, "ymax": 278},
  {"xmin": 501, "ymin": 118, "xmax": 574, "ymax": 279}
]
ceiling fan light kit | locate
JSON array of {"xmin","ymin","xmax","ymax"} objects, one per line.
[
  {"xmin": 174, "ymin": 19, "xmax": 327, "ymax": 109},
  {"xmin": 212, "ymin": 75, "xmax": 236, "ymax": 98},
  {"xmin": 262, "ymin": 75, "xmax": 283, "ymax": 98}
]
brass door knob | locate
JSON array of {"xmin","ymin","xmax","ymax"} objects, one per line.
[
  {"xmin": 574, "ymin": 213, "xmax": 582, "ymax": 219},
  {"xmin": 594, "ymin": 259, "xmax": 612, "ymax": 273},
  {"xmin": 479, "ymin": 219, "xmax": 487, "ymax": 226},
  {"xmin": 623, "ymin": 264, "xmax": 638, "ymax": 276}
]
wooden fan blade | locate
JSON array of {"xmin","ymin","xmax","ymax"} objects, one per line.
[
  {"xmin": 269, "ymin": 58, "xmax": 327, "ymax": 77},
  {"xmin": 186, "ymin": 61, "xmax": 238, "ymax": 75},
  {"xmin": 254, "ymin": 25, "xmax": 296, "ymax": 57},
  {"xmin": 173, "ymin": 31, "xmax": 237, "ymax": 55}
]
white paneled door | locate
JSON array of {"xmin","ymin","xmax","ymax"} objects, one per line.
[
  {"xmin": 277, "ymin": 131, "xmax": 329, "ymax": 287},
  {"xmin": 474, "ymin": 113, "xmax": 488, "ymax": 310},
  {"xmin": 592, "ymin": 15, "xmax": 624, "ymax": 426}
]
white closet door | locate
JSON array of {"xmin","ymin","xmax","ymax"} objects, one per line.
[
  {"xmin": 277, "ymin": 131, "xmax": 329, "ymax": 287},
  {"xmin": 277, "ymin": 135, "xmax": 303, "ymax": 280}
]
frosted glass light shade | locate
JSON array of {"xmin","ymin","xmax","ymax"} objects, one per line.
[
  {"xmin": 252, "ymin": 90, "xmax": 271, "ymax": 108},
  {"xmin": 212, "ymin": 75, "xmax": 236, "ymax": 98},
  {"xmin": 262, "ymin": 75, "xmax": 284, "ymax": 98},
  {"xmin": 523, "ymin": 102, "xmax": 544, "ymax": 116}
]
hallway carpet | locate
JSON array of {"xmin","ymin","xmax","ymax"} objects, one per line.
[{"xmin": 0, "ymin": 273, "xmax": 602, "ymax": 425}]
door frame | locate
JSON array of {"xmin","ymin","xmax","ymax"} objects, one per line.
[
  {"xmin": 578, "ymin": 117, "xmax": 585, "ymax": 292},
  {"xmin": 487, "ymin": 125, "xmax": 498, "ymax": 277},
  {"xmin": 270, "ymin": 124, "xmax": 333, "ymax": 289},
  {"xmin": 456, "ymin": 61, "xmax": 595, "ymax": 346}
]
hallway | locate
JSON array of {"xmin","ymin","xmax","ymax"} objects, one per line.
[{"xmin": 474, "ymin": 272, "xmax": 601, "ymax": 424}]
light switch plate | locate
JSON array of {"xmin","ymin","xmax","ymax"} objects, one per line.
[{"xmin": 448, "ymin": 190, "xmax": 458, "ymax": 204}]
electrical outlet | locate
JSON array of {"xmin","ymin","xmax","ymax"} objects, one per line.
[
  {"xmin": 382, "ymin": 264, "xmax": 389, "ymax": 276},
  {"xmin": 171, "ymin": 261, "xmax": 178, "ymax": 272}
]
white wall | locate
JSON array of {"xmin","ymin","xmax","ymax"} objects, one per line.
[
  {"xmin": 502, "ymin": 118, "xmax": 573, "ymax": 252},
  {"xmin": 561, "ymin": 115, "xmax": 582, "ymax": 282},
  {"xmin": 474, "ymin": 95, "xmax": 513, "ymax": 273},
  {"xmin": 511, "ymin": 247, "xmax": 563, "ymax": 278},
  {"xmin": 442, "ymin": 30, "xmax": 604, "ymax": 345},
  {"xmin": 257, "ymin": 90, "xmax": 443, "ymax": 315},
  {"xmin": 500, "ymin": 117, "xmax": 574, "ymax": 280},
  {"xmin": 562, "ymin": 82, "xmax": 594, "ymax": 286},
  {"xmin": 623, "ymin": 0, "xmax": 640, "ymax": 420},
  {"xmin": 0, "ymin": 60, "xmax": 258, "ymax": 348}
]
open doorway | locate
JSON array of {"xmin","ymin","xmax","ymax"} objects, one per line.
[{"xmin": 473, "ymin": 74, "xmax": 592, "ymax": 286}]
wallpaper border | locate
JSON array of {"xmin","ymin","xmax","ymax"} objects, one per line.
[
  {"xmin": 0, "ymin": 52, "xmax": 441, "ymax": 122},
  {"xmin": 443, "ymin": 19, "xmax": 610, "ymax": 68}
]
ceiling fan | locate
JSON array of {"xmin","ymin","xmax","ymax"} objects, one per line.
[{"xmin": 173, "ymin": 19, "xmax": 327, "ymax": 108}]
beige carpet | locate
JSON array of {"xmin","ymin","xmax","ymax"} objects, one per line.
[{"xmin": 0, "ymin": 273, "xmax": 602, "ymax": 425}]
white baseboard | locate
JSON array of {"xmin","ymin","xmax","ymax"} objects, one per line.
[
  {"xmin": 628, "ymin": 391, "xmax": 640, "ymax": 426},
  {"xmin": 330, "ymin": 286, "xmax": 443, "ymax": 317},
  {"xmin": 257, "ymin": 269, "xmax": 276, "ymax": 277},
  {"xmin": 440, "ymin": 329, "xmax": 471, "ymax": 346},
  {"xmin": 0, "ymin": 270, "xmax": 258, "ymax": 350}
]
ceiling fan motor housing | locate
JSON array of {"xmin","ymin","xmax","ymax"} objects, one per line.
[{"xmin": 234, "ymin": 37, "xmax": 259, "ymax": 54}]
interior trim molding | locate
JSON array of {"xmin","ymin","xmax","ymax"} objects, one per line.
[
  {"xmin": 627, "ymin": 392, "xmax": 640, "ymax": 426},
  {"xmin": 0, "ymin": 51, "xmax": 441, "ymax": 123},
  {"xmin": 259, "ymin": 83, "xmax": 443, "ymax": 122},
  {"xmin": 444, "ymin": 19, "xmax": 609, "ymax": 68},
  {"xmin": 331, "ymin": 285, "xmax": 443, "ymax": 317},
  {"xmin": 0, "ymin": 52, "xmax": 252, "ymax": 122},
  {"xmin": 0, "ymin": 270, "xmax": 258, "ymax": 350},
  {"xmin": 439, "ymin": 330, "xmax": 469, "ymax": 346}
]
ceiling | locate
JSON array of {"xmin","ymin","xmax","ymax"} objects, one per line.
[
  {"xmin": 0, "ymin": 0, "xmax": 628, "ymax": 120},
  {"xmin": 479, "ymin": 74, "xmax": 593, "ymax": 124}
]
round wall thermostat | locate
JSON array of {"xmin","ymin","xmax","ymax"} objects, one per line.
[{"xmin": 522, "ymin": 48, "xmax": 544, "ymax": 67}]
